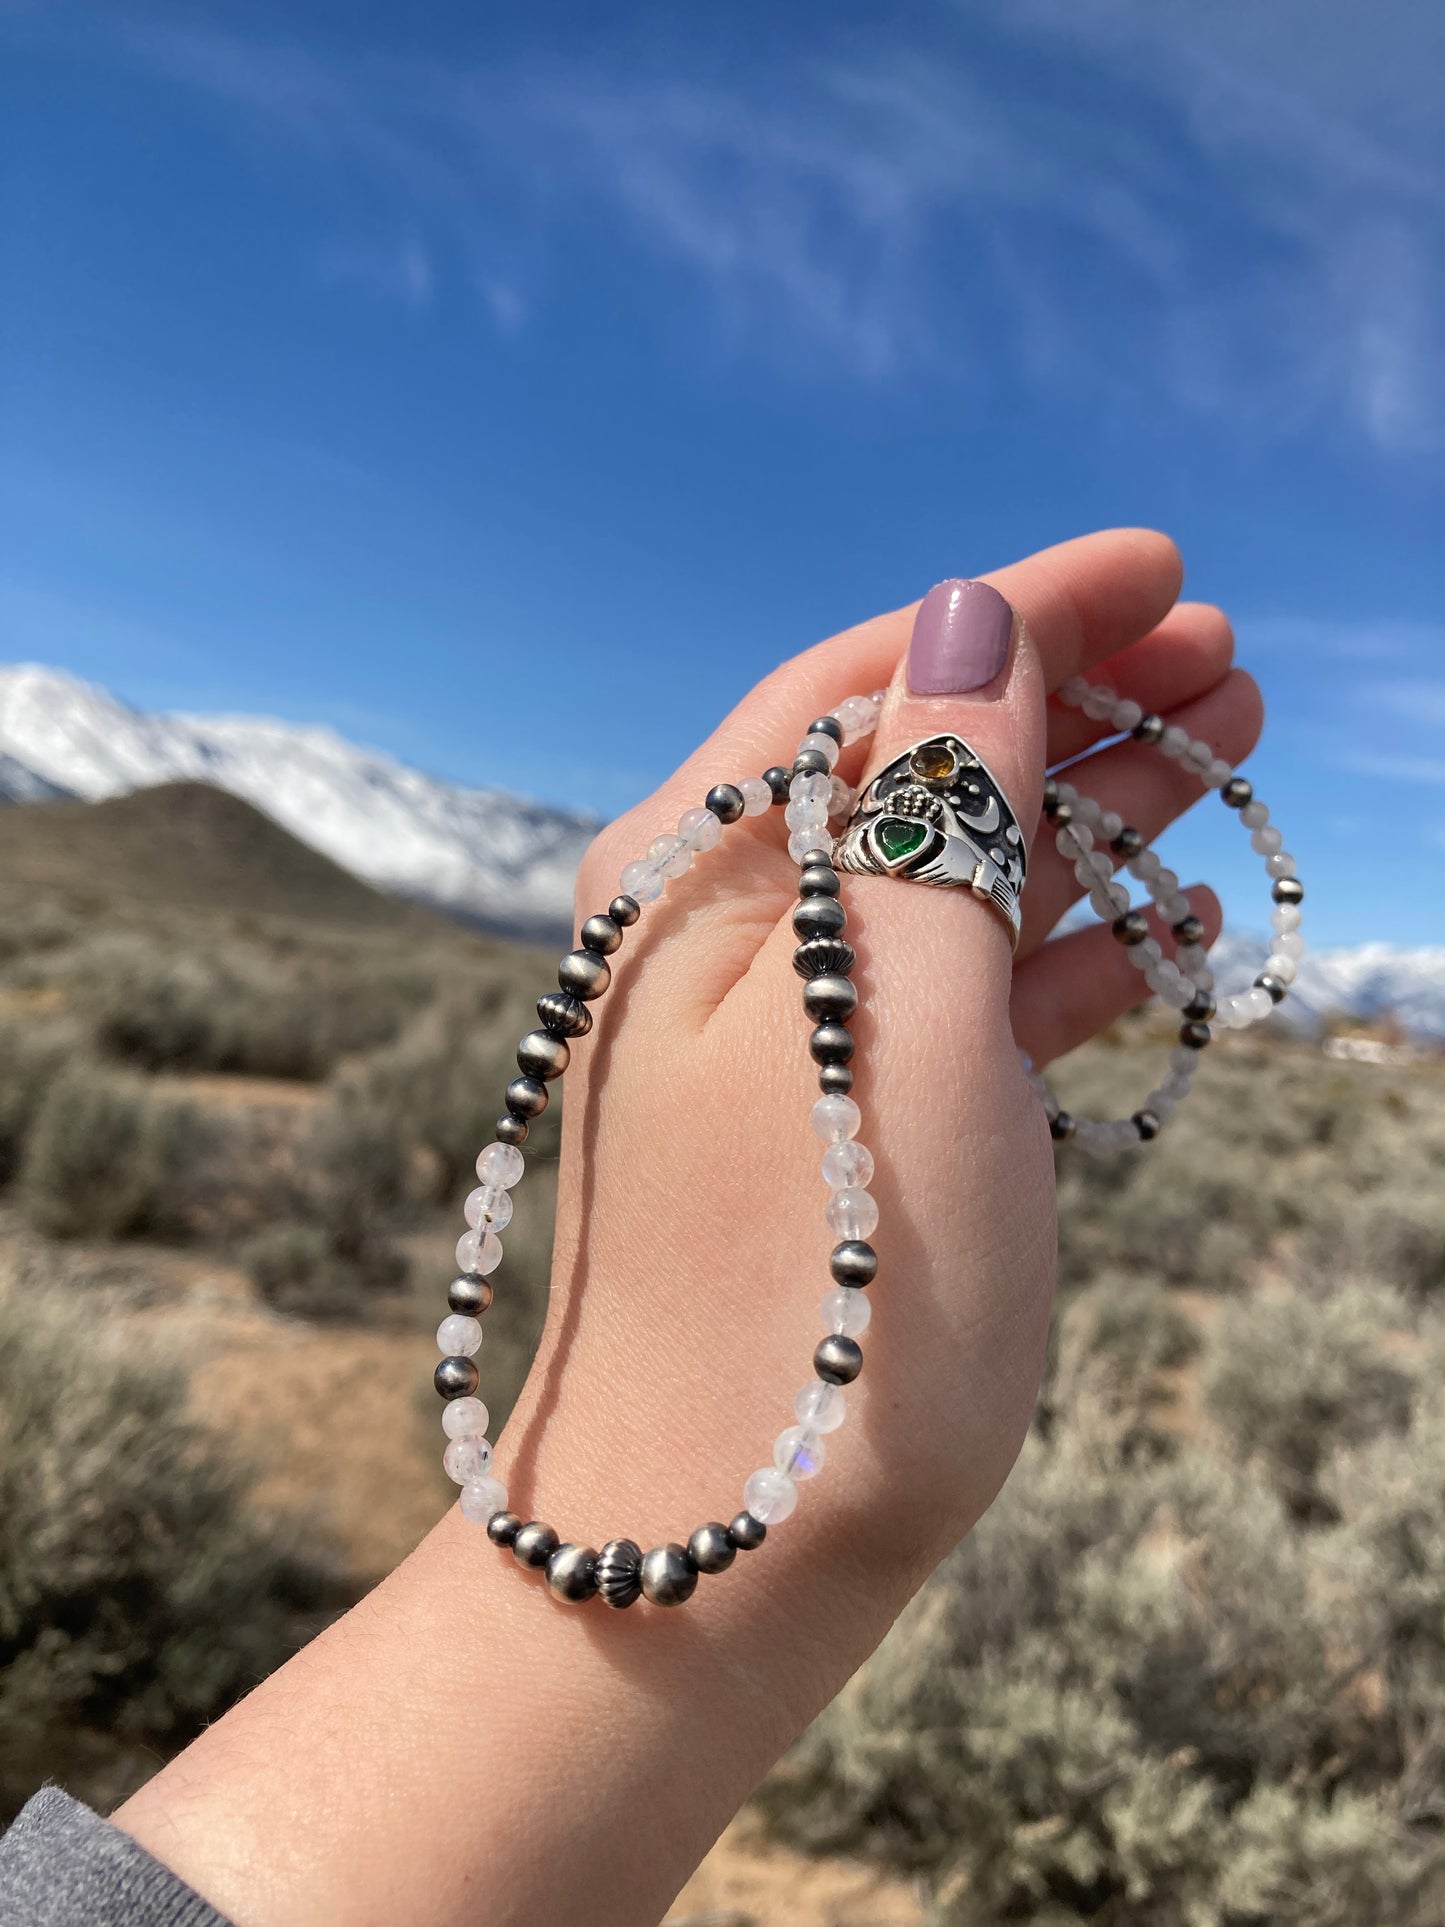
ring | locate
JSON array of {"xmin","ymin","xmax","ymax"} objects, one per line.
[{"xmin": 831, "ymin": 734, "xmax": 1027, "ymax": 947}]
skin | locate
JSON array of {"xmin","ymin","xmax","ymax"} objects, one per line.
[{"xmin": 116, "ymin": 530, "xmax": 1261, "ymax": 1926}]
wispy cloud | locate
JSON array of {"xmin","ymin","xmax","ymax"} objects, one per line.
[
  {"xmin": 316, "ymin": 236, "xmax": 435, "ymax": 310},
  {"xmin": 76, "ymin": 8, "xmax": 1445, "ymax": 450},
  {"xmin": 1346, "ymin": 752, "xmax": 1445, "ymax": 788}
]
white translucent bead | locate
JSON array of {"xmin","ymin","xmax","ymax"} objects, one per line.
[
  {"xmin": 1266, "ymin": 851, "xmax": 1297, "ymax": 879},
  {"xmin": 825, "ymin": 1186, "xmax": 879, "ymax": 1241},
  {"xmin": 1128, "ymin": 937, "xmax": 1163, "ymax": 970},
  {"xmin": 464, "ymin": 1184, "xmax": 513, "ymax": 1232},
  {"xmin": 1250, "ymin": 825, "xmax": 1283, "ymax": 856},
  {"xmin": 1098, "ymin": 809, "xmax": 1124, "ymax": 842},
  {"xmin": 1265, "ymin": 953, "xmax": 1298, "ymax": 984},
  {"xmin": 1073, "ymin": 857, "xmax": 1098, "ymax": 890},
  {"xmin": 1057, "ymin": 675, "xmax": 1090, "ymax": 707},
  {"xmin": 1240, "ymin": 800, "xmax": 1269, "ymax": 830},
  {"xmin": 1054, "ymin": 780, "xmax": 1079, "ymax": 806},
  {"xmin": 437, "ymin": 1314, "xmax": 483, "ymax": 1357},
  {"xmin": 831, "ymin": 697, "xmax": 874, "ymax": 744},
  {"xmin": 475, "ymin": 1142, "xmax": 525, "ymax": 1188},
  {"xmin": 828, "ymin": 775, "xmax": 854, "ymax": 818},
  {"xmin": 619, "ymin": 859, "xmax": 664, "ymax": 904},
  {"xmin": 1130, "ymin": 848, "xmax": 1161, "ymax": 881},
  {"xmin": 1081, "ymin": 685, "xmax": 1116, "ymax": 720},
  {"xmin": 744, "ymin": 1467, "xmax": 798, "ymax": 1524},
  {"xmin": 774, "ymin": 1426, "xmax": 825, "ymax": 1480},
  {"xmin": 1183, "ymin": 740, "xmax": 1214, "ymax": 776},
  {"xmin": 1274, "ymin": 930, "xmax": 1305, "ymax": 959},
  {"xmin": 791, "ymin": 770, "xmax": 832, "ymax": 806},
  {"xmin": 1110, "ymin": 699, "xmax": 1143, "ymax": 733},
  {"xmin": 1204, "ymin": 758, "xmax": 1233, "ymax": 789},
  {"xmin": 458, "ymin": 1474, "xmax": 508, "ymax": 1524},
  {"xmin": 455, "ymin": 1229, "xmax": 503, "ymax": 1275},
  {"xmin": 1151, "ymin": 867, "xmax": 1180, "ymax": 898},
  {"xmin": 648, "ymin": 832, "xmax": 692, "ymax": 878},
  {"xmin": 678, "ymin": 805, "xmax": 722, "ymax": 851},
  {"xmin": 821, "ymin": 1285, "xmax": 872, "ymax": 1337},
  {"xmin": 1086, "ymin": 852, "xmax": 1114, "ymax": 882},
  {"xmin": 799, "ymin": 731, "xmax": 840, "ymax": 768},
  {"xmin": 1055, "ymin": 828, "xmax": 1084, "ymax": 861},
  {"xmin": 1092, "ymin": 881, "xmax": 1131, "ymax": 918},
  {"xmin": 442, "ymin": 1395, "xmax": 490, "ymax": 1440},
  {"xmin": 1160, "ymin": 725, "xmax": 1190, "ymax": 757},
  {"xmin": 785, "ymin": 795, "xmax": 830, "ymax": 830},
  {"xmin": 812, "ymin": 1093, "xmax": 861, "ymax": 1142},
  {"xmin": 1071, "ymin": 795, "xmax": 1102, "ymax": 828},
  {"xmin": 1271, "ymin": 903, "xmax": 1303, "ymax": 933},
  {"xmin": 1169, "ymin": 1044, "xmax": 1199, "ymax": 1073},
  {"xmin": 1159, "ymin": 893, "xmax": 1191, "ymax": 923},
  {"xmin": 795, "ymin": 1379, "xmax": 847, "ymax": 1433},
  {"xmin": 444, "ymin": 1435, "xmax": 493, "ymax": 1484},
  {"xmin": 788, "ymin": 826, "xmax": 833, "ymax": 863},
  {"xmin": 738, "ymin": 775, "xmax": 773, "ymax": 816},
  {"xmin": 1245, "ymin": 986, "xmax": 1274, "ymax": 1021},
  {"xmin": 822, "ymin": 1140, "xmax": 874, "ymax": 1189}
]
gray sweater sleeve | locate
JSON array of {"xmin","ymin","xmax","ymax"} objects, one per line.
[{"xmin": 0, "ymin": 1788, "xmax": 234, "ymax": 1927}]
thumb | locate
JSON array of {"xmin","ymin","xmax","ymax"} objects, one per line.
[{"xmin": 844, "ymin": 579, "xmax": 1045, "ymax": 1043}]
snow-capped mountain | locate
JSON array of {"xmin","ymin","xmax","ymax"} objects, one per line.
[
  {"xmin": 0, "ymin": 664, "xmax": 599, "ymax": 939},
  {"xmin": 2, "ymin": 664, "xmax": 1443, "ymax": 1032}
]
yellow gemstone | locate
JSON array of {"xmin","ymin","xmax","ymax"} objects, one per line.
[{"xmin": 909, "ymin": 743, "xmax": 957, "ymax": 784}]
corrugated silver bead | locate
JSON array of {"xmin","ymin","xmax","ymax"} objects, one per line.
[{"xmin": 595, "ymin": 1538, "xmax": 643, "ymax": 1609}]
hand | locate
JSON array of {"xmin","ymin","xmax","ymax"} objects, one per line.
[{"xmin": 116, "ymin": 530, "xmax": 1262, "ymax": 1927}]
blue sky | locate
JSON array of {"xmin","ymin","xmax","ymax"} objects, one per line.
[{"xmin": 2, "ymin": 0, "xmax": 1442, "ymax": 947}]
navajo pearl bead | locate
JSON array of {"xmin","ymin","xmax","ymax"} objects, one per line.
[
  {"xmin": 444, "ymin": 1435, "xmax": 494, "ymax": 1484},
  {"xmin": 803, "ymin": 974, "xmax": 857, "ymax": 1021},
  {"xmin": 774, "ymin": 1426, "xmax": 825, "ymax": 1480},
  {"xmin": 793, "ymin": 897, "xmax": 846, "ymax": 941},
  {"xmin": 806, "ymin": 715, "xmax": 845, "ymax": 746},
  {"xmin": 809, "ymin": 1023, "xmax": 854, "ymax": 1065},
  {"xmin": 516, "ymin": 1030, "xmax": 569, "ymax": 1081},
  {"xmin": 797, "ymin": 864, "xmax": 841, "ymax": 898},
  {"xmin": 580, "ymin": 912, "xmax": 624, "ymax": 953},
  {"xmin": 821, "ymin": 1286, "xmax": 872, "ymax": 1337},
  {"xmin": 512, "ymin": 1521, "xmax": 559, "ymax": 1569},
  {"xmin": 495, "ymin": 1114, "xmax": 529, "ymax": 1147},
  {"xmin": 435, "ymin": 1355, "xmax": 480, "ymax": 1400},
  {"xmin": 704, "ymin": 783, "xmax": 746, "ymax": 824},
  {"xmin": 763, "ymin": 765, "xmax": 792, "ymax": 803},
  {"xmin": 743, "ymin": 1468, "xmax": 798, "ymax": 1525},
  {"xmin": 825, "ymin": 1187, "xmax": 879, "ymax": 1242},
  {"xmin": 487, "ymin": 1511, "xmax": 522, "ymax": 1547},
  {"xmin": 815, "ymin": 1334, "xmax": 864, "ymax": 1384},
  {"xmin": 794, "ymin": 1379, "xmax": 847, "ymax": 1433},
  {"xmin": 448, "ymin": 1274, "xmax": 493, "ymax": 1316},
  {"xmin": 545, "ymin": 1543, "xmax": 600, "ymax": 1603},
  {"xmin": 559, "ymin": 949, "xmax": 611, "ymax": 999},
  {"xmin": 437, "ymin": 1314, "xmax": 483, "ymax": 1357},
  {"xmin": 818, "ymin": 1064, "xmax": 854, "ymax": 1096},
  {"xmin": 829, "ymin": 1240, "xmax": 878, "ymax": 1286},
  {"xmin": 505, "ymin": 1076, "xmax": 549, "ymax": 1119},
  {"xmin": 641, "ymin": 1544, "xmax": 698, "ymax": 1606},
  {"xmin": 687, "ymin": 1523, "xmax": 737, "ymax": 1574},
  {"xmin": 812, "ymin": 1093, "xmax": 861, "ymax": 1144},
  {"xmin": 459, "ymin": 1476, "xmax": 508, "ymax": 1525},
  {"xmin": 728, "ymin": 1512, "xmax": 767, "ymax": 1551},
  {"xmin": 821, "ymin": 1141, "xmax": 874, "ymax": 1189},
  {"xmin": 441, "ymin": 1395, "xmax": 490, "ymax": 1440},
  {"xmin": 609, "ymin": 893, "xmax": 641, "ymax": 926}
]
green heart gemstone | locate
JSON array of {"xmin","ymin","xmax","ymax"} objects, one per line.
[{"xmin": 877, "ymin": 817, "xmax": 928, "ymax": 862}]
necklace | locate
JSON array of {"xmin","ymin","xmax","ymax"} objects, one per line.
[{"xmin": 432, "ymin": 677, "xmax": 1303, "ymax": 1609}]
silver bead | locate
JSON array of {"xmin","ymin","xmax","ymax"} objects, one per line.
[
  {"xmin": 763, "ymin": 766, "xmax": 791, "ymax": 803},
  {"xmin": 1272, "ymin": 877, "xmax": 1305, "ymax": 905},
  {"xmin": 448, "ymin": 1274, "xmax": 494, "ymax": 1316},
  {"xmin": 1133, "ymin": 1109, "xmax": 1161, "ymax": 1141},
  {"xmin": 512, "ymin": 1520, "xmax": 559, "ymax": 1569},
  {"xmin": 802, "ymin": 974, "xmax": 857, "ymax": 1021},
  {"xmin": 797, "ymin": 865, "xmax": 841, "ymax": 898},
  {"xmin": 609, "ymin": 894, "xmax": 641, "ymax": 927},
  {"xmin": 641, "ymin": 1543, "xmax": 698, "ymax": 1606},
  {"xmin": 815, "ymin": 1334, "xmax": 863, "ymax": 1385},
  {"xmin": 545, "ymin": 1543, "xmax": 599, "ymax": 1603},
  {"xmin": 495, "ymin": 1113, "xmax": 529, "ymax": 1146},
  {"xmin": 793, "ymin": 937, "xmax": 855, "ymax": 980},
  {"xmin": 687, "ymin": 1522, "xmax": 736, "ymax": 1575},
  {"xmin": 505, "ymin": 1075, "xmax": 549, "ymax": 1119},
  {"xmin": 792, "ymin": 748, "xmax": 831, "ymax": 778},
  {"xmin": 704, "ymin": 783, "xmax": 745, "ymax": 824},
  {"xmin": 1050, "ymin": 1110, "xmax": 1077, "ymax": 1142},
  {"xmin": 830, "ymin": 1240, "xmax": 877, "ymax": 1286},
  {"xmin": 809, "ymin": 1022, "xmax": 854, "ymax": 1065},
  {"xmin": 1112, "ymin": 911, "xmax": 1149, "ymax": 946},
  {"xmin": 559, "ymin": 949, "xmax": 611, "ymax": 1000},
  {"xmin": 728, "ymin": 1512, "xmax": 766, "ymax": 1551},
  {"xmin": 537, "ymin": 990, "xmax": 592, "ymax": 1037},
  {"xmin": 517, "ymin": 1029, "xmax": 570, "ymax": 1080},
  {"xmin": 793, "ymin": 898, "xmax": 846, "ymax": 941},
  {"xmin": 580, "ymin": 913, "xmax": 622, "ymax": 955},
  {"xmin": 1222, "ymin": 776, "xmax": 1253, "ymax": 809},
  {"xmin": 1255, "ymin": 973, "xmax": 1288, "ymax": 1005},
  {"xmin": 1110, "ymin": 826, "xmax": 1144, "ymax": 858},
  {"xmin": 1172, "ymin": 914, "xmax": 1205, "ymax": 946},
  {"xmin": 806, "ymin": 715, "xmax": 844, "ymax": 746},
  {"xmin": 818, "ymin": 1063, "xmax": 853, "ymax": 1096},
  {"xmin": 1132, "ymin": 713, "xmax": 1165, "ymax": 744},
  {"xmin": 1179, "ymin": 1021, "xmax": 1212, "ymax": 1049},
  {"xmin": 1184, "ymin": 991, "xmax": 1216, "ymax": 1022},
  {"xmin": 595, "ymin": 1538, "xmax": 643, "ymax": 1608},
  {"xmin": 434, "ymin": 1355, "xmax": 479, "ymax": 1399},
  {"xmin": 487, "ymin": 1510, "xmax": 521, "ymax": 1547}
]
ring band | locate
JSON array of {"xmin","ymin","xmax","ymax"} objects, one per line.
[{"xmin": 832, "ymin": 734, "xmax": 1027, "ymax": 947}]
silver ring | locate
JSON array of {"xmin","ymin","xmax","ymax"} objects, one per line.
[{"xmin": 832, "ymin": 734, "xmax": 1027, "ymax": 948}]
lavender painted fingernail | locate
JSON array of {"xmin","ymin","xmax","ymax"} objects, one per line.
[{"xmin": 906, "ymin": 579, "xmax": 1014, "ymax": 697}]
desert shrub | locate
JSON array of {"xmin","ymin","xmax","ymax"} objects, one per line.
[
  {"xmin": 0, "ymin": 1021, "xmax": 75, "ymax": 1188},
  {"xmin": 761, "ymin": 1271, "xmax": 1445, "ymax": 1924},
  {"xmin": 19, "ymin": 1062, "xmax": 220, "ymax": 1241},
  {"xmin": 0, "ymin": 1274, "xmax": 348, "ymax": 1822},
  {"xmin": 0, "ymin": 896, "xmax": 79, "ymax": 962}
]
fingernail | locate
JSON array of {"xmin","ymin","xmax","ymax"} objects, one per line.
[{"xmin": 906, "ymin": 579, "xmax": 1013, "ymax": 696}]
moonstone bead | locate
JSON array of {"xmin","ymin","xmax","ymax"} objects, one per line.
[
  {"xmin": 831, "ymin": 696, "xmax": 877, "ymax": 743},
  {"xmin": 458, "ymin": 1475, "xmax": 508, "ymax": 1524},
  {"xmin": 437, "ymin": 1314, "xmax": 483, "ymax": 1357},
  {"xmin": 1110, "ymin": 699, "xmax": 1143, "ymax": 733},
  {"xmin": 1240, "ymin": 800, "xmax": 1269, "ymax": 829},
  {"xmin": 618, "ymin": 859, "xmax": 664, "ymax": 903},
  {"xmin": 464, "ymin": 1185, "xmax": 513, "ymax": 1232},
  {"xmin": 795, "ymin": 1379, "xmax": 847, "ymax": 1433},
  {"xmin": 792, "ymin": 770, "xmax": 832, "ymax": 806},
  {"xmin": 744, "ymin": 1467, "xmax": 799, "ymax": 1524},
  {"xmin": 821, "ymin": 1286, "xmax": 872, "ymax": 1337},
  {"xmin": 1098, "ymin": 809, "xmax": 1124, "ymax": 841},
  {"xmin": 1081, "ymin": 685, "xmax": 1115, "ymax": 720},
  {"xmin": 1245, "ymin": 985, "xmax": 1274, "ymax": 1020},
  {"xmin": 1266, "ymin": 852, "xmax": 1297, "ymax": 879},
  {"xmin": 1250, "ymin": 825, "xmax": 1283, "ymax": 856},
  {"xmin": 1160, "ymin": 725, "xmax": 1190, "ymax": 757},
  {"xmin": 454, "ymin": 1229, "xmax": 503, "ymax": 1275},
  {"xmin": 475, "ymin": 1142, "xmax": 525, "ymax": 1188},
  {"xmin": 774, "ymin": 1426, "xmax": 825, "ymax": 1480},
  {"xmin": 788, "ymin": 827, "xmax": 833, "ymax": 863},
  {"xmin": 1271, "ymin": 903, "xmax": 1303, "ymax": 933},
  {"xmin": 441, "ymin": 1395, "xmax": 490, "ymax": 1440},
  {"xmin": 738, "ymin": 775, "xmax": 773, "ymax": 816},
  {"xmin": 828, "ymin": 776, "xmax": 854, "ymax": 818},
  {"xmin": 825, "ymin": 1186, "xmax": 879, "ymax": 1241},
  {"xmin": 678, "ymin": 805, "xmax": 722, "ymax": 851},
  {"xmin": 648, "ymin": 833, "xmax": 692, "ymax": 878},
  {"xmin": 785, "ymin": 795, "xmax": 830, "ymax": 830},
  {"xmin": 1057, "ymin": 675, "xmax": 1089, "ymax": 705},
  {"xmin": 1204, "ymin": 758, "xmax": 1233, "ymax": 788},
  {"xmin": 1274, "ymin": 930, "xmax": 1305, "ymax": 958},
  {"xmin": 822, "ymin": 1141, "xmax": 874, "ymax": 1189},
  {"xmin": 444, "ymin": 1435, "xmax": 494, "ymax": 1484},
  {"xmin": 799, "ymin": 731, "xmax": 840, "ymax": 768},
  {"xmin": 812, "ymin": 1092, "xmax": 861, "ymax": 1142},
  {"xmin": 1265, "ymin": 953, "xmax": 1298, "ymax": 984}
]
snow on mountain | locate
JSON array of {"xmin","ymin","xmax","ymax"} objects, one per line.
[
  {"xmin": 2, "ymin": 663, "xmax": 1443, "ymax": 1031},
  {"xmin": 0, "ymin": 664, "xmax": 599, "ymax": 939}
]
